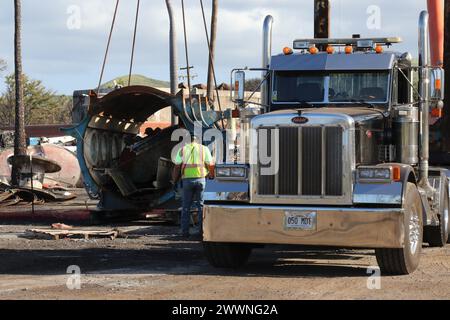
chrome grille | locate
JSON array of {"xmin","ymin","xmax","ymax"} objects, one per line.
[{"xmin": 257, "ymin": 126, "xmax": 344, "ymax": 197}]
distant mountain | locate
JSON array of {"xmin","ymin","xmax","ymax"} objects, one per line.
[{"xmin": 101, "ymin": 74, "xmax": 170, "ymax": 89}]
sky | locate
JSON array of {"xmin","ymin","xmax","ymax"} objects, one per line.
[{"xmin": 0, "ymin": 0, "xmax": 430, "ymax": 95}]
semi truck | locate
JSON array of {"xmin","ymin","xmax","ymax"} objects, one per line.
[{"xmin": 202, "ymin": 11, "xmax": 449, "ymax": 275}]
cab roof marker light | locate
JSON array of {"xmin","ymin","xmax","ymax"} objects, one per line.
[
  {"xmin": 283, "ymin": 47, "xmax": 293, "ymax": 55},
  {"xmin": 375, "ymin": 45, "xmax": 384, "ymax": 54},
  {"xmin": 309, "ymin": 46, "xmax": 319, "ymax": 55},
  {"xmin": 326, "ymin": 46, "xmax": 334, "ymax": 54}
]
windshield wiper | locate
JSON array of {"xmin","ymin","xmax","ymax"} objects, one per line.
[
  {"xmin": 349, "ymin": 99, "xmax": 377, "ymax": 109},
  {"xmin": 331, "ymin": 99, "xmax": 377, "ymax": 109}
]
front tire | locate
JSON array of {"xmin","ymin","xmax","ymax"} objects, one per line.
[
  {"xmin": 203, "ymin": 242, "xmax": 252, "ymax": 268},
  {"xmin": 375, "ymin": 183, "xmax": 423, "ymax": 275}
]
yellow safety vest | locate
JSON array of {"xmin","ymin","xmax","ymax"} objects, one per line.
[{"xmin": 179, "ymin": 143, "xmax": 210, "ymax": 179}]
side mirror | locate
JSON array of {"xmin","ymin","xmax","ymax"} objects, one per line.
[
  {"xmin": 234, "ymin": 71, "xmax": 246, "ymax": 102},
  {"xmin": 431, "ymin": 68, "xmax": 445, "ymax": 101}
]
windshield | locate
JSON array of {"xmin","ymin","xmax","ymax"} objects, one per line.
[
  {"xmin": 272, "ymin": 71, "xmax": 390, "ymax": 105},
  {"xmin": 329, "ymin": 72, "xmax": 389, "ymax": 103},
  {"xmin": 272, "ymin": 72, "xmax": 325, "ymax": 103}
]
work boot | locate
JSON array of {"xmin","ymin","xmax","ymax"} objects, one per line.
[
  {"xmin": 177, "ymin": 230, "xmax": 190, "ymax": 239},
  {"xmin": 189, "ymin": 233, "xmax": 203, "ymax": 241}
]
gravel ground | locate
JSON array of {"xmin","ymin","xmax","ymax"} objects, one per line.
[{"xmin": 0, "ymin": 222, "xmax": 449, "ymax": 300}]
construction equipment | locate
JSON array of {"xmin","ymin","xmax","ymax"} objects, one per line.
[{"xmin": 202, "ymin": 10, "xmax": 449, "ymax": 275}]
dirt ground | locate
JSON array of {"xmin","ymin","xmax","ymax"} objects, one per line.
[{"xmin": 0, "ymin": 221, "xmax": 449, "ymax": 300}]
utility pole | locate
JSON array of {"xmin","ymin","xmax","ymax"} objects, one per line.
[
  {"xmin": 207, "ymin": 0, "xmax": 218, "ymax": 103},
  {"xmin": 165, "ymin": 0, "xmax": 178, "ymax": 125},
  {"xmin": 314, "ymin": 0, "xmax": 330, "ymax": 51},
  {"xmin": 11, "ymin": 0, "xmax": 26, "ymax": 186},
  {"xmin": 443, "ymin": 1, "xmax": 450, "ymax": 152}
]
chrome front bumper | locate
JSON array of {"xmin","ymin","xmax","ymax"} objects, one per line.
[{"xmin": 203, "ymin": 205, "xmax": 405, "ymax": 249}]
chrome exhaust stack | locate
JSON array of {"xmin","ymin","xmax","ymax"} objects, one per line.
[
  {"xmin": 418, "ymin": 10, "xmax": 433, "ymax": 194},
  {"xmin": 261, "ymin": 15, "xmax": 273, "ymax": 110}
]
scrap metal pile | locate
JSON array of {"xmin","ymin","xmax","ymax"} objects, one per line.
[{"xmin": 0, "ymin": 129, "xmax": 85, "ymax": 208}]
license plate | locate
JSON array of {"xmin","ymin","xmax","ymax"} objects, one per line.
[{"xmin": 284, "ymin": 211, "xmax": 317, "ymax": 231}]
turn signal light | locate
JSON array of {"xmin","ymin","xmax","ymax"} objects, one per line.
[
  {"xmin": 283, "ymin": 47, "xmax": 293, "ymax": 55},
  {"xmin": 375, "ymin": 45, "xmax": 383, "ymax": 54},
  {"xmin": 435, "ymin": 79, "xmax": 442, "ymax": 90},
  {"xmin": 431, "ymin": 108, "xmax": 443, "ymax": 118},
  {"xmin": 392, "ymin": 166, "xmax": 401, "ymax": 182},
  {"xmin": 345, "ymin": 46, "xmax": 353, "ymax": 54}
]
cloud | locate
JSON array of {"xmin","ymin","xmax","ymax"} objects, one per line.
[{"xmin": 0, "ymin": 0, "xmax": 430, "ymax": 94}]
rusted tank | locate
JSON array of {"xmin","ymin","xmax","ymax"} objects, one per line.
[{"xmin": 0, "ymin": 144, "xmax": 82, "ymax": 188}]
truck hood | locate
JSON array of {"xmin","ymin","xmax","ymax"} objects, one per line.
[{"xmin": 268, "ymin": 107, "xmax": 386, "ymax": 125}]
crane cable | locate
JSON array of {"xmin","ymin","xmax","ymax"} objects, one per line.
[
  {"xmin": 128, "ymin": 0, "xmax": 141, "ymax": 86},
  {"xmin": 97, "ymin": 0, "xmax": 120, "ymax": 94},
  {"xmin": 199, "ymin": 0, "xmax": 225, "ymax": 129},
  {"xmin": 181, "ymin": 0, "xmax": 193, "ymax": 99}
]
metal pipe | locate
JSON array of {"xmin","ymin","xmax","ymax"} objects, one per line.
[
  {"xmin": 261, "ymin": 15, "xmax": 273, "ymax": 110},
  {"xmin": 207, "ymin": 0, "xmax": 218, "ymax": 102},
  {"xmin": 165, "ymin": 0, "xmax": 178, "ymax": 125},
  {"xmin": 418, "ymin": 10, "xmax": 433, "ymax": 193}
]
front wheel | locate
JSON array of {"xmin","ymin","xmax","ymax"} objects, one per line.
[
  {"xmin": 203, "ymin": 242, "xmax": 252, "ymax": 268},
  {"xmin": 375, "ymin": 183, "xmax": 423, "ymax": 275}
]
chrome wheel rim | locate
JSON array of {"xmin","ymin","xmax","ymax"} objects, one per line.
[
  {"xmin": 443, "ymin": 206, "xmax": 449, "ymax": 235},
  {"xmin": 409, "ymin": 209, "xmax": 420, "ymax": 255}
]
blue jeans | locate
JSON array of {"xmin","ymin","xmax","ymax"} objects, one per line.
[{"xmin": 181, "ymin": 178, "xmax": 206, "ymax": 235}]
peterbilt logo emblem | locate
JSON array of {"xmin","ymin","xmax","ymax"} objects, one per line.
[{"xmin": 292, "ymin": 116, "xmax": 309, "ymax": 124}]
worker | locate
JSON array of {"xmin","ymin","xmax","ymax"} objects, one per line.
[{"xmin": 172, "ymin": 134, "xmax": 215, "ymax": 239}]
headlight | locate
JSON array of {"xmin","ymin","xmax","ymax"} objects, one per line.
[
  {"xmin": 216, "ymin": 167, "xmax": 231, "ymax": 177},
  {"xmin": 216, "ymin": 166, "xmax": 248, "ymax": 180},
  {"xmin": 357, "ymin": 167, "xmax": 393, "ymax": 182},
  {"xmin": 231, "ymin": 167, "xmax": 246, "ymax": 178}
]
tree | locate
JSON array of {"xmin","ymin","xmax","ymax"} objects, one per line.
[
  {"xmin": 0, "ymin": 74, "xmax": 72, "ymax": 126},
  {"xmin": 0, "ymin": 58, "xmax": 6, "ymax": 72},
  {"xmin": 12, "ymin": 0, "xmax": 26, "ymax": 186},
  {"xmin": 245, "ymin": 78, "xmax": 262, "ymax": 92}
]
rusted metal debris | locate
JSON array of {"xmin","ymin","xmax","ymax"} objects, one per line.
[{"xmin": 1, "ymin": 154, "xmax": 76, "ymax": 206}]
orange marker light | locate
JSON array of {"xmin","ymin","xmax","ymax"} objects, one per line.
[
  {"xmin": 326, "ymin": 46, "xmax": 334, "ymax": 54},
  {"xmin": 345, "ymin": 46, "xmax": 353, "ymax": 54},
  {"xmin": 435, "ymin": 79, "xmax": 442, "ymax": 90},
  {"xmin": 393, "ymin": 166, "xmax": 401, "ymax": 182},
  {"xmin": 283, "ymin": 47, "xmax": 293, "ymax": 55},
  {"xmin": 375, "ymin": 45, "xmax": 383, "ymax": 54},
  {"xmin": 232, "ymin": 108, "xmax": 240, "ymax": 118},
  {"xmin": 431, "ymin": 108, "xmax": 443, "ymax": 118},
  {"xmin": 234, "ymin": 81, "xmax": 240, "ymax": 92},
  {"xmin": 309, "ymin": 46, "xmax": 319, "ymax": 55}
]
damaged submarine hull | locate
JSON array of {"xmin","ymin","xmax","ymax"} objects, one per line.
[{"xmin": 64, "ymin": 86, "xmax": 224, "ymax": 214}]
